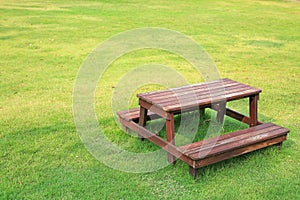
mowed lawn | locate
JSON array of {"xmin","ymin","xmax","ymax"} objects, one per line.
[{"xmin": 1, "ymin": 0, "xmax": 299, "ymax": 199}]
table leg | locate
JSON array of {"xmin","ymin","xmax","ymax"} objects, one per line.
[
  {"xmin": 249, "ymin": 94, "xmax": 259, "ymax": 127},
  {"xmin": 138, "ymin": 106, "xmax": 148, "ymax": 140},
  {"xmin": 166, "ymin": 113, "xmax": 176, "ymax": 164},
  {"xmin": 189, "ymin": 166, "xmax": 199, "ymax": 179},
  {"xmin": 216, "ymin": 102, "xmax": 226, "ymax": 124}
]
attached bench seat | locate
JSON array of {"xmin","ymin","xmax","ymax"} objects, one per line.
[
  {"xmin": 178, "ymin": 122, "xmax": 289, "ymax": 178},
  {"xmin": 117, "ymin": 108, "xmax": 159, "ymax": 123}
]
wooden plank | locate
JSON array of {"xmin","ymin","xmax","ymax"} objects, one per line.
[
  {"xmin": 137, "ymin": 78, "xmax": 261, "ymax": 113},
  {"xmin": 138, "ymin": 106, "xmax": 148, "ymax": 140},
  {"xmin": 142, "ymin": 83, "xmax": 250, "ymax": 109},
  {"xmin": 184, "ymin": 125, "xmax": 285, "ymax": 155},
  {"xmin": 164, "ymin": 88, "xmax": 261, "ymax": 112},
  {"xmin": 145, "ymin": 78, "xmax": 259, "ymax": 101},
  {"xmin": 188, "ymin": 127, "xmax": 289, "ymax": 159},
  {"xmin": 145, "ymin": 81, "xmax": 242, "ymax": 103},
  {"xmin": 183, "ymin": 125, "xmax": 282, "ymax": 156},
  {"xmin": 139, "ymin": 99, "xmax": 169, "ymax": 119},
  {"xmin": 208, "ymin": 107, "xmax": 263, "ymax": 126},
  {"xmin": 194, "ymin": 135, "xmax": 287, "ymax": 168},
  {"xmin": 149, "ymin": 84, "xmax": 251, "ymax": 109},
  {"xmin": 117, "ymin": 108, "xmax": 143, "ymax": 122},
  {"xmin": 137, "ymin": 78, "xmax": 261, "ymax": 110},
  {"xmin": 189, "ymin": 166, "xmax": 198, "ymax": 179},
  {"xmin": 138, "ymin": 107, "xmax": 147, "ymax": 127},
  {"xmin": 250, "ymin": 94, "xmax": 259, "ymax": 127},
  {"xmin": 166, "ymin": 113, "xmax": 176, "ymax": 164},
  {"xmin": 178, "ymin": 123, "xmax": 274, "ymax": 152},
  {"xmin": 225, "ymin": 108, "xmax": 252, "ymax": 125},
  {"xmin": 216, "ymin": 102, "xmax": 226, "ymax": 123},
  {"xmin": 118, "ymin": 118, "xmax": 194, "ymax": 166},
  {"xmin": 117, "ymin": 106, "xmax": 205, "ymax": 122},
  {"xmin": 137, "ymin": 78, "xmax": 233, "ymax": 99}
]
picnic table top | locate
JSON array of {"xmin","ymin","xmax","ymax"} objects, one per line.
[{"xmin": 137, "ymin": 78, "xmax": 262, "ymax": 112}]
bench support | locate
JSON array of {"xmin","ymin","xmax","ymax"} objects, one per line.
[
  {"xmin": 166, "ymin": 113, "xmax": 176, "ymax": 164},
  {"xmin": 275, "ymin": 142, "xmax": 283, "ymax": 150},
  {"xmin": 216, "ymin": 102, "xmax": 226, "ymax": 124},
  {"xmin": 189, "ymin": 166, "xmax": 199, "ymax": 179},
  {"xmin": 138, "ymin": 106, "xmax": 148, "ymax": 141},
  {"xmin": 250, "ymin": 94, "xmax": 259, "ymax": 127}
]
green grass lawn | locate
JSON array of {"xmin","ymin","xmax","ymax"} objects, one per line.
[{"xmin": 1, "ymin": 0, "xmax": 300, "ymax": 199}]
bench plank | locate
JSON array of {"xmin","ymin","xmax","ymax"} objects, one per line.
[
  {"xmin": 179, "ymin": 123, "xmax": 272, "ymax": 152},
  {"xmin": 178, "ymin": 123, "xmax": 289, "ymax": 165},
  {"xmin": 189, "ymin": 127, "xmax": 288, "ymax": 160},
  {"xmin": 117, "ymin": 108, "xmax": 159, "ymax": 122},
  {"xmin": 194, "ymin": 135, "xmax": 286, "ymax": 169}
]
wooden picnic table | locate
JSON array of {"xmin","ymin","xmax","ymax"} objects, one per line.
[
  {"xmin": 137, "ymin": 78, "xmax": 261, "ymax": 163},
  {"xmin": 117, "ymin": 78, "xmax": 289, "ymax": 178}
]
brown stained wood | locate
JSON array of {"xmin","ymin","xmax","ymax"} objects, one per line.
[
  {"xmin": 120, "ymin": 119, "xmax": 193, "ymax": 165},
  {"xmin": 189, "ymin": 167, "xmax": 199, "ymax": 179},
  {"xmin": 275, "ymin": 142, "xmax": 283, "ymax": 150},
  {"xmin": 215, "ymin": 102, "xmax": 226, "ymax": 124},
  {"xmin": 117, "ymin": 108, "xmax": 159, "ymax": 122},
  {"xmin": 188, "ymin": 127, "xmax": 288, "ymax": 159},
  {"xmin": 184, "ymin": 128, "xmax": 282, "ymax": 157},
  {"xmin": 138, "ymin": 106, "xmax": 148, "ymax": 140},
  {"xmin": 138, "ymin": 107, "xmax": 148, "ymax": 127},
  {"xmin": 149, "ymin": 82, "xmax": 240, "ymax": 102},
  {"xmin": 140, "ymin": 78, "xmax": 259, "ymax": 101},
  {"xmin": 144, "ymin": 82, "xmax": 242, "ymax": 103},
  {"xmin": 225, "ymin": 108, "xmax": 252, "ymax": 125},
  {"xmin": 149, "ymin": 84, "xmax": 251, "ymax": 106},
  {"xmin": 137, "ymin": 78, "xmax": 261, "ymax": 113},
  {"xmin": 250, "ymin": 94, "xmax": 259, "ymax": 127},
  {"xmin": 179, "ymin": 123, "xmax": 275, "ymax": 152},
  {"xmin": 117, "ymin": 78, "xmax": 290, "ymax": 179},
  {"xmin": 208, "ymin": 107, "xmax": 263, "ymax": 126},
  {"xmin": 117, "ymin": 106, "xmax": 205, "ymax": 123},
  {"xmin": 166, "ymin": 113, "xmax": 176, "ymax": 164},
  {"xmin": 137, "ymin": 78, "xmax": 233, "ymax": 99},
  {"xmin": 119, "ymin": 116, "xmax": 289, "ymax": 178},
  {"xmin": 163, "ymin": 88, "xmax": 261, "ymax": 112},
  {"xmin": 194, "ymin": 135, "xmax": 287, "ymax": 168},
  {"xmin": 139, "ymin": 99, "xmax": 169, "ymax": 119},
  {"xmin": 185, "ymin": 125, "xmax": 286, "ymax": 156},
  {"xmin": 142, "ymin": 84, "xmax": 252, "ymax": 110}
]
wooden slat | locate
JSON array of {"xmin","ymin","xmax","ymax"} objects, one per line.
[
  {"xmin": 140, "ymin": 80, "xmax": 245, "ymax": 105},
  {"xmin": 150, "ymin": 84, "xmax": 251, "ymax": 106},
  {"xmin": 138, "ymin": 78, "xmax": 233, "ymax": 99},
  {"xmin": 188, "ymin": 127, "xmax": 288, "ymax": 159},
  {"xmin": 178, "ymin": 123, "xmax": 274, "ymax": 152},
  {"xmin": 145, "ymin": 81, "xmax": 240, "ymax": 102},
  {"xmin": 117, "ymin": 108, "xmax": 159, "ymax": 122},
  {"xmin": 225, "ymin": 108, "xmax": 253, "ymax": 125},
  {"xmin": 194, "ymin": 135, "xmax": 287, "ymax": 168},
  {"xmin": 139, "ymin": 100, "xmax": 170, "ymax": 119},
  {"xmin": 119, "ymin": 118, "xmax": 194, "ymax": 166},
  {"xmin": 158, "ymin": 85, "xmax": 254, "ymax": 108},
  {"xmin": 177, "ymin": 123, "xmax": 289, "ymax": 160},
  {"xmin": 137, "ymin": 78, "xmax": 261, "ymax": 112},
  {"xmin": 164, "ymin": 88, "xmax": 261, "ymax": 112}
]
